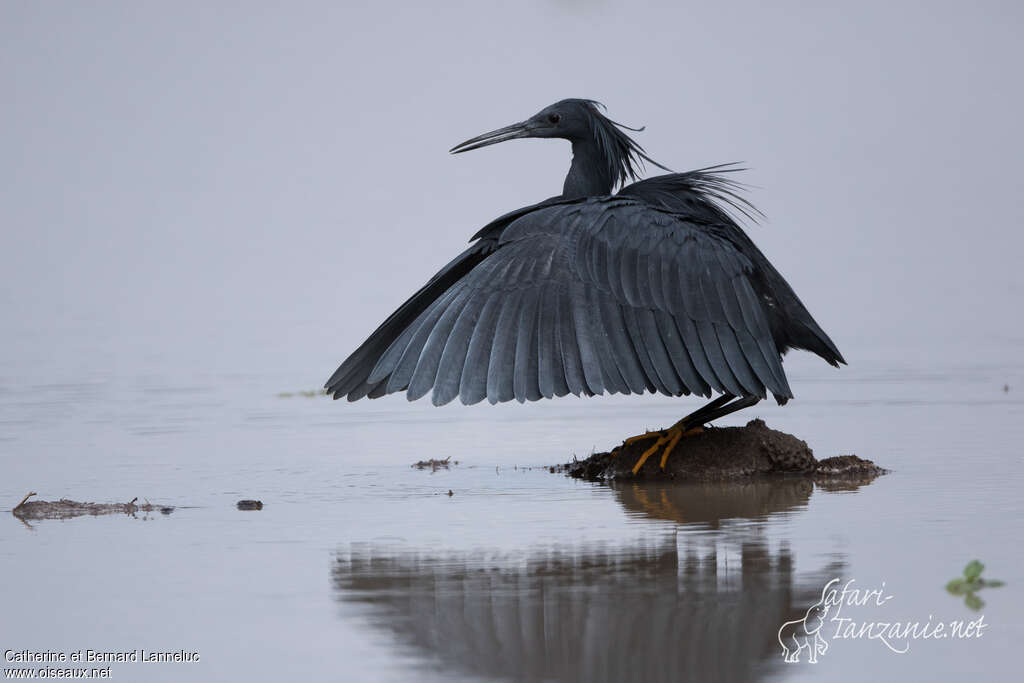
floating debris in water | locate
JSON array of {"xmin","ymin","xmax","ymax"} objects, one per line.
[
  {"xmin": 11, "ymin": 492, "xmax": 170, "ymax": 522},
  {"xmin": 277, "ymin": 389, "xmax": 327, "ymax": 398},
  {"xmin": 412, "ymin": 457, "xmax": 456, "ymax": 471},
  {"xmin": 236, "ymin": 499, "xmax": 263, "ymax": 510}
]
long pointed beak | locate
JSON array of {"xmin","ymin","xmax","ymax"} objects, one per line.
[{"xmin": 449, "ymin": 121, "xmax": 533, "ymax": 154}]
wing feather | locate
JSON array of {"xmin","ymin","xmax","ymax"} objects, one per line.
[
  {"xmin": 637, "ymin": 308, "xmax": 683, "ymax": 395},
  {"xmin": 537, "ymin": 285, "xmax": 563, "ymax": 399},
  {"xmin": 714, "ymin": 323, "xmax": 764, "ymax": 398},
  {"xmin": 587, "ymin": 288, "xmax": 629, "ymax": 395},
  {"xmin": 459, "ymin": 291, "xmax": 503, "ymax": 405},
  {"xmin": 621, "ymin": 305, "xmax": 667, "ymax": 394},
  {"xmin": 329, "ymin": 194, "xmax": 813, "ymax": 405},
  {"xmin": 597, "ymin": 292, "xmax": 648, "ymax": 394},
  {"xmin": 695, "ymin": 317, "xmax": 744, "ymax": 396},
  {"xmin": 513, "ymin": 288, "xmax": 542, "ymax": 403},
  {"xmin": 431, "ymin": 292, "xmax": 487, "ymax": 406},
  {"xmin": 675, "ymin": 315, "xmax": 725, "ymax": 394},
  {"xmin": 654, "ymin": 310, "xmax": 706, "ymax": 396},
  {"xmin": 407, "ymin": 288, "xmax": 473, "ymax": 401},
  {"xmin": 557, "ymin": 284, "xmax": 590, "ymax": 396},
  {"xmin": 385, "ymin": 285, "xmax": 464, "ymax": 394},
  {"xmin": 486, "ymin": 288, "xmax": 525, "ymax": 404}
]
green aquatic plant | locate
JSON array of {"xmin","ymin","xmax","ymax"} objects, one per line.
[{"xmin": 946, "ymin": 560, "xmax": 1004, "ymax": 610}]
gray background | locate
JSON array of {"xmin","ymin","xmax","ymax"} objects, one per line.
[{"xmin": 2, "ymin": 0, "xmax": 1021, "ymax": 388}]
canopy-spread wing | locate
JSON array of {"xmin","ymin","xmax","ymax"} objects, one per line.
[{"xmin": 335, "ymin": 196, "xmax": 794, "ymax": 406}]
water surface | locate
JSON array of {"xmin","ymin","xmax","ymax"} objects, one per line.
[{"xmin": 1, "ymin": 338, "xmax": 1022, "ymax": 681}]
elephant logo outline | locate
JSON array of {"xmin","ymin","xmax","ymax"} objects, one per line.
[{"xmin": 777, "ymin": 578, "xmax": 837, "ymax": 663}]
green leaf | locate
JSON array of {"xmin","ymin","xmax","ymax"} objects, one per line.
[
  {"xmin": 964, "ymin": 560, "xmax": 984, "ymax": 581},
  {"xmin": 983, "ymin": 579, "xmax": 1005, "ymax": 588},
  {"xmin": 946, "ymin": 578, "xmax": 968, "ymax": 594},
  {"xmin": 964, "ymin": 592, "xmax": 984, "ymax": 611}
]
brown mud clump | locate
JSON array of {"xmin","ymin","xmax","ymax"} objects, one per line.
[
  {"xmin": 561, "ymin": 419, "xmax": 886, "ymax": 482},
  {"xmin": 11, "ymin": 492, "xmax": 171, "ymax": 522}
]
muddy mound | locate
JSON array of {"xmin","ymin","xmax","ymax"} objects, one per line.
[{"xmin": 562, "ymin": 419, "xmax": 885, "ymax": 482}]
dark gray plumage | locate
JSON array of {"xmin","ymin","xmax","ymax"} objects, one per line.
[{"xmin": 326, "ymin": 99, "xmax": 844, "ymax": 412}]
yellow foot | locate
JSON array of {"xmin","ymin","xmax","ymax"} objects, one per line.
[
  {"xmin": 628, "ymin": 426, "xmax": 704, "ymax": 475},
  {"xmin": 619, "ymin": 430, "xmax": 665, "ymax": 448}
]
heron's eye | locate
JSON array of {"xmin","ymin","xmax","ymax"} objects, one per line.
[{"xmin": 548, "ymin": 113, "xmax": 561, "ymax": 124}]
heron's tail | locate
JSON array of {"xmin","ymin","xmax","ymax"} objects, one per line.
[
  {"xmin": 760, "ymin": 259, "xmax": 845, "ymax": 367},
  {"xmin": 783, "ymin": 311, "xmax": 846, "ymax": 367}
]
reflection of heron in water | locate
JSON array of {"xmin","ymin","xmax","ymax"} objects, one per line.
[
  {"xmin": 334, "ymin": 541, "xmax": 841, "ymax": 683},
  {"xmin": 331, "ymin": 479, "xmax": 866, "ymax": 682}
]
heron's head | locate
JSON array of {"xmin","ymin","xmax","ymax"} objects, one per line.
[
  {"xmin": 450, "ymin": 99, "xmax": 667, "ymax": 187},
  {"xmin": 449, "ymin": 99, "xmax": 605, "ymax": 151}
]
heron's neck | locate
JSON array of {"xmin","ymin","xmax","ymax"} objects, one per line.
[{"xmin": 561, "ymin": 138, "xmax": 615, "ymax": 199}]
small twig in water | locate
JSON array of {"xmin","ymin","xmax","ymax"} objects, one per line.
[{"xmin": 15, "ymin": 492, "xmax": 37, "ymax": 510}]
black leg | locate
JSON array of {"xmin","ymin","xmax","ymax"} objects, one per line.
[
  {"xmin": 671, "ymin": 393, "xmax": 735, "ymax": 428},
  {"xmin": 672, "ymin": 394, "xmax": 760, "ymax": 431}
]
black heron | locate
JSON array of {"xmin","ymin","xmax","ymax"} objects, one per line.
[{"xmin": 325, "ymin": 99, "xmax": 845, "ymax": 472}]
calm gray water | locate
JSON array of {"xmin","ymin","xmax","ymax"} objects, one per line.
[{"xmin": 1, "ymin": 329, "xmax": 1022, "ymax": 682}]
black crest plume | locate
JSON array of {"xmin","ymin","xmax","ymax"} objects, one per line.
[{"xmin": 575, "ymin": 99, "xmax": 672, "ymax": 189}]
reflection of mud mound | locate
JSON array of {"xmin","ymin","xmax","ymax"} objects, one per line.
[
  {"xmin": 614, "ymin": 479, "xmax": 814, "ymax": 527},
  {"xmin": 333, "ymin": 540, "xmax": 841, "ymax": 683},
  {"xmin": 564, "ymin": 419, "xmax": 886, "ymax": 482},
  {"xmin": 615, "ymin": 468, "xmax": 879, "ymax": 527}
]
